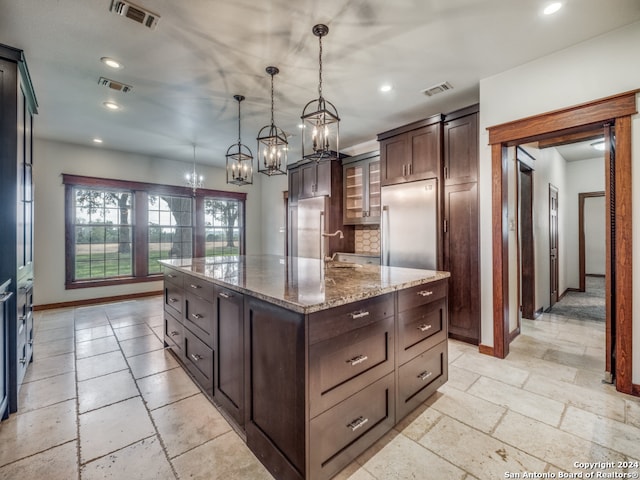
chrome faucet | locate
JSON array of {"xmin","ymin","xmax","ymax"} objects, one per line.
[
  {"xmin": 322, "ymin": 230, "xmax": 344, "ymax": 239},
  {"xmin": 321, "ymin": 230, "xmax": 344, "ymax": 262}
]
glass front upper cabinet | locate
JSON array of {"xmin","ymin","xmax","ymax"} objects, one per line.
[{"xmin": 343, "ymin": 152, "xmax": 380, "ymax": 225}]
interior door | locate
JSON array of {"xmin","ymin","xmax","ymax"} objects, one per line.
[
  {"xmin": 549, "ymin": 184, "xmax": 559, "ymax": 307},
  {"xmin": 519, "ymin": 163, "xmax": 535, "ymax": 319}
]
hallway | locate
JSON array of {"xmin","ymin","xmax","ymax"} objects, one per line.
[{"xmin": 0, "ymin": 296, "xmax": 638, "ymax": 479}]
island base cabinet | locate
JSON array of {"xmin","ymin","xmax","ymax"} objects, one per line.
[
  {"xmin": 396, "ymin": 340, "xmax": 447, "ymax": 421},
  {"xmin": 245, "ymin": 298, "xmax": 306, "ymax": 480},
  {"xmin": 184, "ymin": 328, "xmax": 214, "ymax": 398},
  {"xmin": 164, "ymin": 311, "xmax": 184, "ymax": 361},
  {"xmin": 309, "ymin": 373, "xmax": 395, "ymax": 480}
]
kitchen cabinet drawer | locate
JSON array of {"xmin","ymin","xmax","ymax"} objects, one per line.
[
  {"xmin": 183, "ymin": 276, "xmax": 214, "ymax": 300},
  {"xmin": 310, "ymin": 373, "xmax": 395, "ymax": 480},
  {"xmin": 164, "ymin": 269, "xmax": 183, "ymax": 287},
  {"xmin": 184, "ymin": 328, "xmax": 214, "ymax": 397},
  {"xmin": 309, "ymin": 315, "xmax": 394, "ymax": 417},
  {"xmin": 309, "ymin": 293, "xmax": 393, "ymax": 345},
  {"xmin": 184, "ymin": 292, "xmax": 214, "ymax": 348},
  {"xmin": 397, "ymin": 279, "xmax": 447, "ymax": 313},
  {"xmin": 164, "ymin": 311, "xmax": 184, "ymax": 360},
  {"xmin": 164, "ymin": 283, "xmax": 183, "ymax": 317},
  {"xmin": 398, "ymin": 297, "xmax": 447, "ymax": 364},
  {"xmin": 397, "ymin": 340, "xmax": 447, "ymax": 421}
]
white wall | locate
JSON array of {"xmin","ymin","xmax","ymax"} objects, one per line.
[
  {"xmin": 584, "ymin": 196, "xmax": 606, "ymax": 276},
  {"xmin": 260, "ymin": 175, "xmax": 288, "ymax": 256},
  {"xmin": 479, "ymin": 21, "xmax": 640, "ymax": 384},
  {"xmin": 33, "ymin": 138, "xmax": 263, "ymax": 306},
  {"xmin": 564, "ymin": 157, "xmax": 606, "ymax": 285}
]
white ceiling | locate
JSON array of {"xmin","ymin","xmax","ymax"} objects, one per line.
[{"xmin": 2, "ymin": 0, "xmax": 639, "ymax": 167}]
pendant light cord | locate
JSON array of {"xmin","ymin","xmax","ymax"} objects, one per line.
[{"xmin": 318, "ymin": 34, "xmax": 323, "ymax": 100}]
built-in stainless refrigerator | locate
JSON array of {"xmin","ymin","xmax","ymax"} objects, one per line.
[
  {"xmin": 297, "ymin": 196, "xmax": 329, "ymax": 259},
  {"xmin": 381, "ymin": 178, "xmax": 438, "ymax": 270}
]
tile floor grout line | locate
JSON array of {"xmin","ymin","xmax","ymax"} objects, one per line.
[
  {"xmin": 0, "ymin": 438, "xmax": 78, "ymax": 471},
  {"xmin": 106, "ymin": 313, "xmax": 181, "ymax": 480}
]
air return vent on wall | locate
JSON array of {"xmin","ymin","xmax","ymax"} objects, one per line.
[
  {"xmin": 99, "ymin": 77, "xmax": 133, "ymax": 93},
  {"xmin": 421, "ymin": 81, "xmax": 453, "ymax": 97},
  {"xmin": 110, "ymin": 0, "xmax": 160, "ymax": 30}
]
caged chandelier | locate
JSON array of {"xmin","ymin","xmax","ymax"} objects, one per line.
[
  {"xmin": 226, "ymin": 94, "xmax": 254, "ymax": 186},
  {"xmin": 185, "ymin": 144, "xmax": 204, "ymax": 194},
  {"xmin": 301, "ymin": 24, "xmax": 340, "ymax": 162},
  {"xmin": 257, "ymin": 66, "xmax": 287, "ymax": 176}
]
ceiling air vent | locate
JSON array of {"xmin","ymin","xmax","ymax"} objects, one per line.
[
  {"xmin": 110, "ymin": 0, "xmax": 160, "ymax": 30},
  {"xmin": 99, "ymin": 77, "xmax": 133, "ymax": 93},
  {"xmin": 421, "ymin": 81, "xmax": 453, "ymax": 97}
]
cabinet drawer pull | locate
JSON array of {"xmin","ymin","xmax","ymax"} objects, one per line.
[
  {"xmin": 168, "ymin": 297, "xmax": 179, "ymax": 303},
  {"xmin": 417, "ymin": 290, "xmax": 433, "ymax": 297},
  {"xmin": 349, "ymin": 310, "xmax": 369, "ymax": 319},
  {"xmin": 19, "ymin": 357, "xmax": 27, "ymax": 365},
  {"xmin": 191, "ymin": 313, "xmax": 204, "ymax": 320},
  {"xmin": 417, "ymin": 324, "xmax": 432, "ymax": 332},
  {"xmin": 417, "ymin": 371, "xmax": 433, "ymax": 381},
  {"xmin": 189, "ymin": 283, "xmax": 201, "ymax": 289},
  {"xmin": 170, "ymin": 331, "xmax": 180, "ymax": 337},
  {"xmin": 219, "ymin": 292, "xmax": 231, "ymax": 299},
  {"xmin": 346, "ymin": 354, "xmax": 368, "ymax": 366},
  {"xmin": 28, "ymin": 340, "xmax": 33, "ymax": 346},
  {"xmin": 346, "ymin": 416, "xmax": 369, "ymax": 432},
  {"xmin": 190, "ymin": 353, "xmax": 202, "ymax": 362},
  {"xmin": 18, "ymin": 315, "xmax": 26, "ymax": 322}
]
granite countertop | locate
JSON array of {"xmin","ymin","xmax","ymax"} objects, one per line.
[{"xmin": 160, "ymin": 255, "xmax": 450, "ymax": 314}]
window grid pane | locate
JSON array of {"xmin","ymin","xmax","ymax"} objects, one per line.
[
  {"xmin": 148, "ymin": 194, "xmax": 193, "ymax": 274},
  {"xmin": 72, "ymin": 187, "xmax": 132, "ymax": 281},
  {"xmin": 204, "ymin": 198, "xmax": 242, "ymax": 257}
]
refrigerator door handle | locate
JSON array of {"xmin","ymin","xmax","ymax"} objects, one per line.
[
  {"xmin": 381, "ymin": 205, "xmax": 389, "ymax": 266},
  {"xmin": 320, "ymin": 211, "xmax": 325, "ymax": 260}
]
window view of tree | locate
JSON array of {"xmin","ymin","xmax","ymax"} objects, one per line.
[
  {"xmin": 148, "ymin": 194, "xmax": 193, "ymax": 274},
  {"xmin": 73, "ymin": 187, "xmax": 133, "ymax": 280},
  {"xmin": 204, "ymin": 198, "xmax": 242, "ymax": 256},
  {"xmin": 64, "ymin": 175, "xmax": 246, "ymax": 288}
]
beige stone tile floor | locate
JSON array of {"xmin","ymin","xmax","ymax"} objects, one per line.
[{"xmin": 1, "ymin": 297, "xmax": 639, "ymax": 479}]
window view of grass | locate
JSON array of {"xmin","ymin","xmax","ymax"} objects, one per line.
[{"xmin": 70, "ymin": 185, "xmax": 245, "ymax": 282}]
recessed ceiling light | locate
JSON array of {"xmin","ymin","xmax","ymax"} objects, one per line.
[
  {"xmin": 591, "ymin": 140, "xmax": 605, "ymax": 151},
  {"xmin": 543, "ymin": 2, "xmax": 562, "ymax": 15},
  {"xmin": 103, "ymin": 101, "xmax": 120, "ymax": 110},
  {"xmin": 92, "ymin": 138, "xmax": 103, "ymax": 144},
  {"xmin": 380, "ymin": 84, "xmax": 392, "ymax": 93},
  {"xmin": 101, "ymin": 57, "xmax": 122, "ymax": 69}
]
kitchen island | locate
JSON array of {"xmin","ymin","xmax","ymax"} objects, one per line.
[{"xmin": 161, "ymin": 255, "xmax": 450, "ymax": 480}]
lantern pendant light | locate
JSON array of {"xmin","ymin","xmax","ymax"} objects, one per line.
[
  {"xmin": 226, "ymin": 95, "xmax": 254, "ymax": 186},
  {"xmin": 301, "ymin": 24, "xmax": 340, "ymax": 162},
  {"xmin": 257, "ymin": 66, "xmax": 287, "ymax": 176}
]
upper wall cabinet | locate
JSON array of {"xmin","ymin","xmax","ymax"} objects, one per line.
[
  {"xmin": 377, "ymin": 114, "xmax": 443, "ymax": 186},
  {"xmin": 343, "ymin": 151, "xmax": 381, "ymax": 225},
  {"xmin": 443, "ymin": 108, "xmax": 479, "ymax": 186}
]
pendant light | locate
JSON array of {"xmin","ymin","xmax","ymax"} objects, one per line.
[
  {"xmin": 301, "ymin": 24, "xmax": 340, "ymax": 162},
  {"xmin": 185, "ymin": 144, "xmax": 204, "ymax": 195},
  {"xmin": 257, "ymin": 66, "xmax": 287, "ymax": 176},
  {"xmin": 226, "ymin": 95, "xmax": 254, "ymax": 186}
]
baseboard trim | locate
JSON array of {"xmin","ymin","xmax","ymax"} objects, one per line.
[
  {"xmin": 558, "ymin": 288, "xmax": 581, "ymax": 301},
  {"xmin": 586, "ymin": 273, "xmax": 605, "ymax": 278},
  {"xmin": 632, "ymin": 384, "xmax": 640, "ymax": 397},
  {"xmin": 478, "ymin": 344, "xmax": 494, "ymax": 356},
  {"xmin": 532, "ymin": 307, "xmax": 544, "ymax": 319},
  {"xmin": 34, "ymin": 290, "xmax": 163, "ymax": 311},
  {"xmin": 509, "ymin": 328, "xmax": 520, "ymax": 343}
]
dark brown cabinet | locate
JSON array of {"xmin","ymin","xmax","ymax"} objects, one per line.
[
  {"xmin": 342, "ymin": 152, "xmax": 381, "ymax": 225},
  {"xmin": 444, "ymin": 108, "xmax": 478, "ymax": 185},
  {"xmin": 294, "ymin": 160, "xmax": 332, "ymax": 199},
  {"xmin": 396, "ymin": 280, "xmax": 449, "ymax": 420},
  {"xmin": 166, "ymin": 265, "xmax": 447, "ymax": 480},
  {"xmin": 0, "ymin": 44, "xmax": 37, "ymax": 416},
  {"xmin": 214, "ymin": 285, "xmax": 244, "ymax": 427},
  {"xmin": 378, "ymin": 115, "xmax": 443, "ymax": 186},
  {"xmin": 443, "ymin": 106, "xmax": 480, "ymax": 344}
]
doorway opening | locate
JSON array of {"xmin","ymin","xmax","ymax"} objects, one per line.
[{"xmin": 487, "ymin": 89, "xmax": 636, "ymax": 395}]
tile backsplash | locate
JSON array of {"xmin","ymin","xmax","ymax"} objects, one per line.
[{"xmin": 354, "ymin": 225, "xmax": 380, "ymax": 254}]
